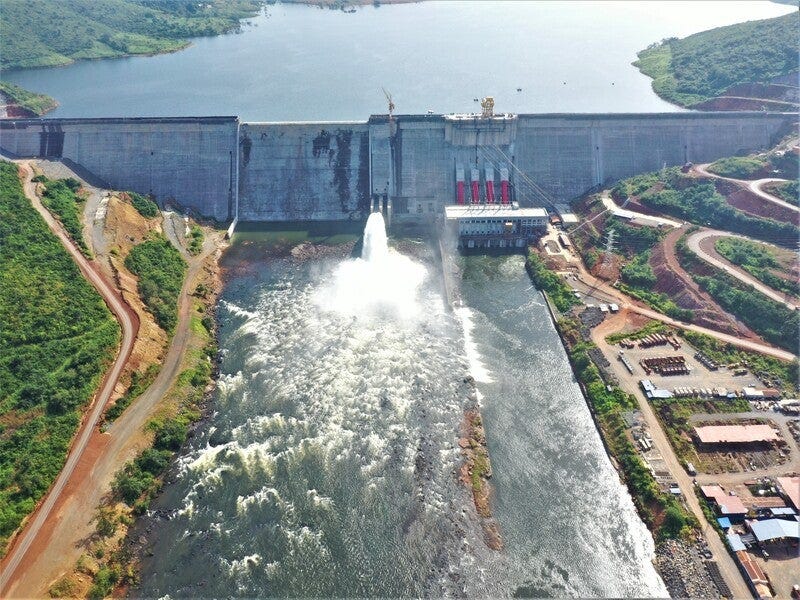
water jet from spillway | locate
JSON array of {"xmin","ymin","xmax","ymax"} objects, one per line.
[
  {"xmin": 316, "ymin": 211, "xmax": 427, "ymax": 319},
  {"xmin": 361, "ymin": 211, "xmax": 389, "ymax": 264}
]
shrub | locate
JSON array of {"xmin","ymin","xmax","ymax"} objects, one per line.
[
  {"xmin": 707, "ymin": 156, "xmax": 767, "ymax": 179},
  {"xmin": 153, "ymin": 420, "xmax": 187, "ymax": 451},
  {"xmin": 124, "ymin": 235, "xmax": 186, "ymax": 332},
  {"xmin": 127, "ymin": 191, "xmax": 159, "ymax": 218}
]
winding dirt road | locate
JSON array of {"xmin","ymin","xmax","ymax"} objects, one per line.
[
  {"xmin": 686, "ymin": 229, "xmax": 799, "ymax": 310},
  {"xmin": 0, "ymin": 163, "xmax": 139, "ymax": 596},
  {"xmin": 599, "ymin": 192, "xmax": 683, "ymax": 228},
  {"xmin": 0, "ymin": 163, "xmax": 222, "ymax": 597},
  {"xmin": 571, "ymin": 259, "xmax": 796, "ymax": 362},
  {"xmin": 694, "ymin": 163, "xmax": 798, "ymax": 214}
]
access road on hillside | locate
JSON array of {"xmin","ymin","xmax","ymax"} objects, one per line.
[{"xmin": 0, "ymin": 163, "xmax": 139, "ymax": 597}]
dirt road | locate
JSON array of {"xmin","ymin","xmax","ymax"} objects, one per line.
[
  {"xmin": 693, "ymin": 164, "xmax": 798, "ymax": 214},
  {"xmin": 0, "ymin": 163, "xmax": 139, "ymax": 596},
  {"xmin": 1, "ymin": 162, "xmax": 222, "ymax": 597},
  {"xmin": 571, "ymin": 255, "xmax": 796, "ymax": 361},
  {"xmin": 600, "ymin": 192, "xmax": 683, "ymax": 228},
  {"xmin": 686, "ymin": 229, "xmax": 799, "ymax": 310},
  {"xmin": 593, "ymin": 315, "xmax": 753, "ymax": 600}
]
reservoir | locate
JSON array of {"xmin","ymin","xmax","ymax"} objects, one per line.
[
  {"xmin": 2, "ymin": 1, "xmax": 792, "ymax": 120},
  {"xmin": 136, "ymin": 223, "xmax": 667, "ymax": 597}
]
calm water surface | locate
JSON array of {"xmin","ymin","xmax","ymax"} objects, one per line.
[{"xmin": 2, "ymin": 1, "xmax": 792, "ymax": 120}]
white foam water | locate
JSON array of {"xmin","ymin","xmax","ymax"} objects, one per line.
[{"xmin": 316, "ymin": 212, "xmax": 427, "ymax": 320}]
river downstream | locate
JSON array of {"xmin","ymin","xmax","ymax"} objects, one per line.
[{"xmin": 136, "ymin": 225, "xmax": 666, "ymax": 597}]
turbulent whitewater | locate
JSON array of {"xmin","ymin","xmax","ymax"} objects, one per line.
[{"xmin": 136, "ymin": 218, "xmax": 666, "ymax": 597}]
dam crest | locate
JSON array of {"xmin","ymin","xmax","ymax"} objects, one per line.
[{"xmin": 0, "ymin": 111, "xmax": 794, "ymax": 223}]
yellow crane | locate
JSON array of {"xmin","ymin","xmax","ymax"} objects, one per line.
[{"xmin": 382, "ymin": 87, "xmax": 395, "ymax": 136}]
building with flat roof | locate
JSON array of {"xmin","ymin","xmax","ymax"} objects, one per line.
[
  {"xmin": 694, "ymin": 424, "xmax": 781, "ymax": 445},
  {"xmin": 747, "ymin": 518, "xmax": 800, "ymax": 543},
  {"xmin": 775, "ymin": 476, "xmax": 799, "ymax": 511},
  {"xmin": 701, "ymin": 485, "xmax": 748, "ymax": 519},
  {"xmin": 444, "ymin": 203, "xmax": 547, "ymax": 250}
]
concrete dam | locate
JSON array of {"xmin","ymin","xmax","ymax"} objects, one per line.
[{"xmin": 0, "ymin": 112, "xmax": 794, "ymax": 223}]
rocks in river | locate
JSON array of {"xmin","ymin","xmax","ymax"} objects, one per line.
[
  {"xmin": 458, "ymin": 407, "xmax": 503, "ymax": 550},
  {"xmin": 290, "ymin": 241, "xmax": 356, "ymax": 261}
]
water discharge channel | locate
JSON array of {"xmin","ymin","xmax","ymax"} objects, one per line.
[{"xmin": 137, "ymin": 215, "xmax": 667, "ymax": 597}]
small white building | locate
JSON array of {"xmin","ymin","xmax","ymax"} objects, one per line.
[{"xmin": 444, "ymin": 203, "xmax": 548, "ymax": 249}]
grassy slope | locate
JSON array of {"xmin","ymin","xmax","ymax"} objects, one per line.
[
  {"xmin": 38, "ymin": 176, "xmax": 91, "ymax": 256},
  {"xmin": 124, "ymin": 235, "xmax": 187, "ymax": 333},
  {"xmin": 614, "ymin": 168, "xmax": 799, "ymax": 248},
  {"xmin": 714, "ymin": 237, "xmax": 799, "ymax": 297},
  {"xmin": 0, "ymin": 0, "xmax": 262, "ymax": 70},
  {"xmin": 0, "ymin": 161, "xmax": 120, "ymax": 551},
  {"xmin": 0, "ymin": 82, "xmax": 57, "ymax": 116},
  {"xmin": 634, "ymin": 12, "xmax": 799, "ymax": 107},
  {"xmin": 765, "ymin": 180, "xmax": 799, "ymax": 206}
]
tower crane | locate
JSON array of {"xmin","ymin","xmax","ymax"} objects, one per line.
[{"xmin": 382, "ymin": 87, "xmax": 395, "ymax": 136}]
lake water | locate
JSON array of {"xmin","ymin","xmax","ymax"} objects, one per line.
[{"xmin": 2, "ymin": 1, "xmax": 793, "ymax": 120}]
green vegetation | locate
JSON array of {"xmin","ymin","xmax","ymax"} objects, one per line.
[
  {"xmin": 706, "ymin": 156, "xmax": 767, "ymax": 180},
  {"xmin": 558, "ymin": 317, "xmax": 695, "ymax": 540},
  {"xmin": 188, "ymin": 224, "xmax": 204, "ymax": 255},
  {"xmin": 766, "ymin": 180, "xmax": 799, "ymax": 206},
  {"xmin": 0, "ymin": 0, "xmax": 263, "ymax": 70},
  {"xmin": 0, "ymin": 161, "xmax": 120, "ymax": 550},
  {"xmin": 605, "ymin": 321, "xmax": 668, "ymax": 345},
  {"xmin": 617, "ymin": 282, "xmax": 694, "ymax": 323},
  {"xmin": 614, "ymin": 168, "xmax": 799, "ymax": 248},
  {"xmin": 613, "ymin": 172, "xmax": 662, "ymax": 200},
  {"xmin": 0, "ymin": 81, "xmax": 57, "ymax": 116},
  {"xmin": 680, "ymin": 329, "xmax": 798, "ymax": 393},
  {"xmin": 608, "ymin": 220, "xmax": 664, "ymax": 255},
  {"xmin": 88, "ymin": 564, "xmax": 119, "ymax": 600},
  {"xmin": 39, "ymin": 176, "xmax": 91, "ymax": 256},
  {"xmin": 715, "ymin": 237, "xmax": 799, "ymax": 297},
  {"xmin": 634, "ymin": 12, "xmax": 799, "ymax": 107},
  {"xmin": 127, "ymin": 191, "xmax": 159, "ymax": 219},
  {"xmin": 47, "ymin": 576, "xmax": 79, "ymax": 598},
  {"xmin": 677, "ymin": 237, "xmax": 799, "ymax": 353},
  {"xmin": 124, "ymin": 235, "xmax": 187, "ymax": 332},
  {"xmin": 620, "ymin": 251, "xmax": 657, "ymax": 288},
  {"xmin": 103, "ymin": 364, "xmax": 159, "ymax": 423},
  {"xmin": 525, "ymin": 251, "xmax": 580, "ymax": 312}
]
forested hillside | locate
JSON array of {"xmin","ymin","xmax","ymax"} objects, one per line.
[
  {"xmin": 0, "ymin": 161, "xmax": 119, "ymax": 550},
  {"xmin": 634, "ymin": 12, "xmax": 799, "ymax": 107},
  {"xmin": 0, "ymin": 0, "xmax": 262, "ymax": 70}
]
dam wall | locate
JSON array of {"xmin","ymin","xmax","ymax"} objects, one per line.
[
  {"xmin": 237, "ymin": 122, "xmax": 371, "ymax": 221},
  {"xmin": 388, "ymin": 112, "xmax": 793, "ymax": 218},
  {"xmin": 0, "ymin": 117, "xmax": 238, "ymax": 221},
  {"xmin": 1, "ymin": 112, "xmax": 794, "ymax": 222}
]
